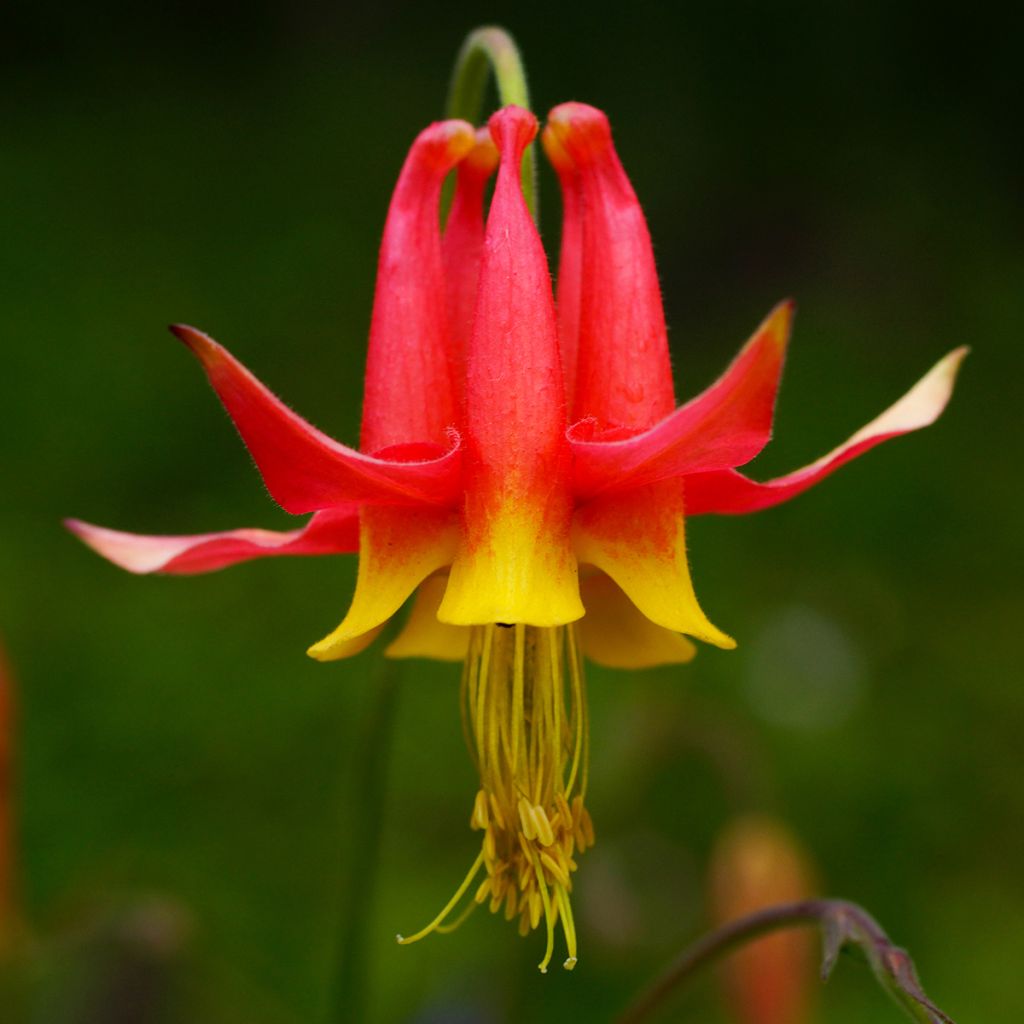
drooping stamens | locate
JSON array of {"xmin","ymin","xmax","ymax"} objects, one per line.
[{"xmin": 397, "ymin": 624, "xmax": 593, "ymax": 969}]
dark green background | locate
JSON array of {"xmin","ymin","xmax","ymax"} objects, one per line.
[{"xmin": 2, "ymin": 3, "xmax": 1020, "ymax": 1021}]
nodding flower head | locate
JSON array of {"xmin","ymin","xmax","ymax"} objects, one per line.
[{"xmin": 68, "ymin": 102, "xmax": 965, "ymax": 970}]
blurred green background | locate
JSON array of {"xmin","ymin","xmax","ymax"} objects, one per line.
[{"xmin": 2, "ymin": 2, "xmax": 1020, "ymax": 1021}]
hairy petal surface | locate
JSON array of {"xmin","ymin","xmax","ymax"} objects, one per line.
[
  {"xmin": 546, "ymin": 102, "xmax": 675, "ymax": 428},
  {"xmin": 573, "ymin": 479, "xmax": 734, "ymax": 649},
  {"xmin": 307, "ymin": 506, "xmax": 460, "ymax": 662},
  {"xmin": 685, "ymin": 347, "xmax": 968, "ymax": 515},
  {"xmin": 442, "ymin": 127, "xmax": 499, "ymax": 399},
  {"xmin": 64, "ymin": 507, "xmax": 360, "ymax": 575},
  {"xmin": 171, "ymin": 324, "xmax": 463, "ymax": 514},
  {"xmin": 571, "ymin": 302, "xmax": 793, "ymax": 500},
  {"xmin": 361, "ymin": 119, "xmax": 476, "ymax": 450},
  {"xmin": 541, "ymin": 122, "xmax": 583, "ymax": 409},
  {"xmin": 440, "ymin": 106, "xmax": 583, "ymax": 627}
]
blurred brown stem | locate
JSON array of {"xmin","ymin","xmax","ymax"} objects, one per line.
[{"xmin": 616, "ymin": 898, "xmax": 956, "ymax": 1024}]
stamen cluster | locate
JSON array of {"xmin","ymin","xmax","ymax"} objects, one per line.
[{"xmin": 400, "ymin": 624, "xmax": 593, "ymax": 971}]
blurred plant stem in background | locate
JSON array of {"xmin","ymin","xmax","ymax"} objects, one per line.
[
  {"xmin": 326, "ymin": 660, "xmax": 400, "ymax": 1024},
  {"xmin": 617, "ymin": 898, "xmax": 957, "ymax": 1024},
  {"xmin": 444, "ymin": 25, "xmax": 536, "ymax": 220},
  {"xmin": 0, "ymin": 637, "xmax": 18, "ymax": 954}
]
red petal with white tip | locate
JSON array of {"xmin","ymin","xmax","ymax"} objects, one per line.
[
  {"xmin": 65, "ymin": 506, "xmax": 359, "ymax": 575},
  {"xmin": 685, "ymin": 347, "xmax": 968, "ymax": 515}
]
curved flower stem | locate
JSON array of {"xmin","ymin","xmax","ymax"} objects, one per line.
[
  {"xmin": 446, "ymin": 26, "xmax": 537, "ymax": 222},
  {"xmin": 326, "ymin": 660, "xmax": 400, "ymax": 1024},
  {"xmin": 616, "ymin": 898, "xmax": 957, "ymax": 1024}
]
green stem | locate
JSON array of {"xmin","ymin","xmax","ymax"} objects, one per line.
[
  {"xmin": 445, "ymin": 26, "xmax": 537, "ymax": 222},
  {"xmin": 326, "ymin": 661, "xmax": 401, "ymax": 1024},
  {"xmin": 616, "ymin": 899, "xmax": 956, "ymax": 1024}
]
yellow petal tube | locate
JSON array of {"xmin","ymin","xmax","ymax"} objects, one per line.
[
  {"xmin": 578, "ymin": 572, "xmax": 698, "ymax": 668},
  {"xmin": 572, "ymin": 479, "xmax": 735, "ymax": 649},
  {"xmin": 439, "ymin": 500, "xmax": 584, "ymax": 627},
  {"xmin": 307, "ymin": 506, "xmax": 460, "ymax": 661},
  {"xmin": 385, "ymin": 575, "xmax": 470, "ymax": 661}
]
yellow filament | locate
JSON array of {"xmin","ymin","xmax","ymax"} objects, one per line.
[
  {"xmin": 528, "ymin": 846, "xmax": 557, "ymax": 973},
  {"xmin": 435, "ymin": 900, "xmax": 478, "ymax": 935},
  {"xmin": 556, "ymin": 885, "xmax": 578, "ymax": 969},
  {"xmin": 396, "ymin": 850, "xmax": 485, "ymax": 945},
  {"xmin": 512, "ymin": 624, "xmax": 524, "ymax": 770}
]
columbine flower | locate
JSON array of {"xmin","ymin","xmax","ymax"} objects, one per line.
[{"xmin": 68, "ymin": 103, "xmax": 964, "ymax": 971}]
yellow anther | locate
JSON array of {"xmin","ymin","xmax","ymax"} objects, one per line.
[
  {"xmin": 580, "ymin": 806, "xmax": 596, "ymax": 847},
  {"xmin": 555, "ymin": 793, "xmax": 573, "ymax": 829},
  {"xmin": 518, "ymin": 797, "xmax": 538, "ymax": 841},
  {"xmin": 489, "ymin": 792, "xmax": 506, "ymax": 830},
  {"xmin": 533, "ymin": 804, "xmax": 556, "ymax": 847},
  {"xmin": 540, "ymin": 850, "xmax": 570, "ymax": 888},
  {"xmin": 571, "ymin": 794, "xmax": 584, "ymax": 827},
  {"xmin": 474, "ymin": 877, "xmax": 491, "ymax": 904},
  {"xmin": 471, "ymin": 789, "xmax": 489, "ymax": 830},
  {"xmin": 529, "ymin": 890, "xmax": 542, "ymax": 929}
]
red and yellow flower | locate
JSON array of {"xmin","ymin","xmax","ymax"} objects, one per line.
[{"xmin": 68, "ymin": 103, "xmax": 964, "ymax": 970}]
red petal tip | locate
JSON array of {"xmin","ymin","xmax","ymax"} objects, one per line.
[
  {"xmin": 415, "ymin": 119, "xmax": 477, "ymax": 170},
  {"xmin": 169, "ymin": 323, "xmax": 221, "ymax": 370},
  {"xmin": 540, "ymin": 121, "xmax": 573, "ymax": 174},
  {"xmin": 488, "ymin": 105, "xmax": 538, "ymax": 157},
  {"xmin": 768, "ymin": 298, "xmax": 796, "ymax": 344},
  {"xmin": 463, "ymin": 126, "xmax": 500, "ymax": 176},
  {"xmin": 545, "ymin": 102, "xmax": 612, "ymax": 163}
]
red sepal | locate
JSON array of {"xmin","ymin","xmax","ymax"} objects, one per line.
[
  {"xmin": 171, "ymin": 324, "xmax": 463, "ymax": 514},
  {"xmin": 570, "ymin": 302, "xmax": 792, "ymax": 499},
  {"xmin": 685, "ymin": 347, "xmax": 968, "ymax": 515}
]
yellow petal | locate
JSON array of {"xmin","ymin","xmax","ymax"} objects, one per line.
[
  {"xmin": 385, "ymin": 575, "xmax": 470, "ymax": 661},
  {"xmin": 573, "ymin": 479, "xmax": 734, "ymax": 649},
  {"xmin": 438, "ymin": 504, "xmax": 584, "ymax": 627},
  {"xmin": 579, "ymin": 572, "xmax": 698, "ymax": 668},
  {"xmin": 308, "ymin": 506, "xmax": 459, "ymax": 661}
]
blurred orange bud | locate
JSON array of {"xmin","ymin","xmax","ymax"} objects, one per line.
[{"xmin": 709, "ymin": 816, "xmax": 817, "ymax": 1024}]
